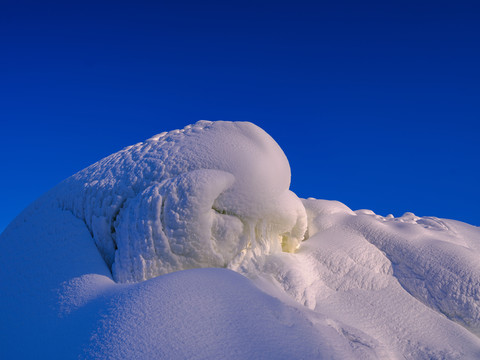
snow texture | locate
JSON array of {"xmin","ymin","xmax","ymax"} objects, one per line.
[
  {"xmin": 55, "ymin": 120, "xmax": 307, "ymax": 283},
  {"xmin": 1, "ymin": 120, "xmax": 480, "ymax": 359}
]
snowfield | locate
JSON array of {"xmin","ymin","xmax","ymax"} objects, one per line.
[{"xmin": 1, "ymin": 120, "xmax": 480, "ymax": 359}]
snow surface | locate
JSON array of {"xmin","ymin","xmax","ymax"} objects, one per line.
[
  {"xmin": 55, "ymin": 120, "xmax": 307, "ymax": 283},
  {"xmin": 1, "ymin": 120, "xmax": 480, "ymax": 359}
]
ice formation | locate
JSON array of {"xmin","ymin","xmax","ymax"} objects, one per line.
[
  {"xmin": 56, "ymin": 120, "xmax": 307, "ymax": 283},
  {"xmin": 1, "ymin": 120, "xmax": 480, "ymax": 359}
]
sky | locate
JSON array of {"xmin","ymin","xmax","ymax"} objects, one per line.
[{"xmin": 0, "ymin": 0, "xmax": 479, "ymax": 232}]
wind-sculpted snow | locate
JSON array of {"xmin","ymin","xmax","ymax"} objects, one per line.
[
  {"xmin": 348, "ymin": 211, "xmax": 480, "ymax": 335},
  {"xmin": 255, "ymin": 199, "xmax": 480, "ymax": 357},
  {"xmin": 1, "ymin": 120, "xmax": 480, "ymax": 359},
  {"xmin": 55, "ymin": 120, "xmax": 307, "ymax": 283}
]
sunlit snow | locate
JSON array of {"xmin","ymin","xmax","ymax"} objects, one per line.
[{"xmin": 1, "ymin": 121, "xmax": 479, "ymax": 359}]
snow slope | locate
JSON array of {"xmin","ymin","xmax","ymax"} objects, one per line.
[{"xmin": 1, "ymin": 120, "xmax": 480, "ymax": 359}]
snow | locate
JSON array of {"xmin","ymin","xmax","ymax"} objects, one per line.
[
  {"xmin": 55, "ymin": 120, "xmax": 307, "ymax": 283},
  {"xmin": 1, "ymin": 120, "xmax": 480, "ymax": 359}
]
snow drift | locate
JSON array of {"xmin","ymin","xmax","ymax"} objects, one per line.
[
  {"xmin": 1, "ymin": 120, "xmax": 480, "ymax": 359},
  {"xmin": 56, "ymin": 120, "xmax": 307, "ymax": 283}
]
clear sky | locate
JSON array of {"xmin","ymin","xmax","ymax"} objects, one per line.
[{"xmin": 1, "ymin": 0, "xmax": 479, "ymax": 232}]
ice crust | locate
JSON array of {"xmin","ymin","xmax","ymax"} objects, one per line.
[{"xmin": 1, "ymin": 120, "xmax": 480, "ymax": 359}]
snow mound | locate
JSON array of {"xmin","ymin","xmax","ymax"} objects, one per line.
[
  {"xmin": 56, "ymin": 120, "xmax": 307, "ymax": 283},
  {"xmin": 2, "ymin": 120, "xmax": 480, "ymax": 359}
]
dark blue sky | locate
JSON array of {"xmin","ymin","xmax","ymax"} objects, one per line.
[{"xmin": 1, "ymin": 0, "xmax": 479, "ymax": 231}]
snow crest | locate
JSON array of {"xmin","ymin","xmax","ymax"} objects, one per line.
[{"xmin": 56, "ymin": 120, "xmax": 307, "ymax": 283}]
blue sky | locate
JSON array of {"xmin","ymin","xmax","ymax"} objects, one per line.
[{"xmin": 1, "ymin": 0, "xmax": 479, "ymax": 232}]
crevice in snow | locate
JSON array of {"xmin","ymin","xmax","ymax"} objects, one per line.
[{"xmin": 110, "ymin": 198, "xmax": 128, "ymax": 251}]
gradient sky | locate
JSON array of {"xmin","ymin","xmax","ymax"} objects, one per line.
[{"xmin": 1, "ymin": 0, "xmax": 479, "ymax": 232}]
